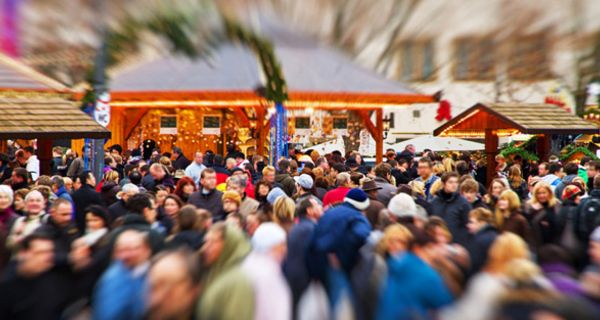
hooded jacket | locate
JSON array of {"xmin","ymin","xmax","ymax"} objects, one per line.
[
  {"xmin": 275, "ymin": 173, "xmax": 296, "ymax": 197},
  {"xmin": 197, "ymin": 226, "xmax": 254, "ymax": 320}
]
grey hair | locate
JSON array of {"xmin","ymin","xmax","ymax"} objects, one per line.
[
  {"xmin": 227, "ymin": 175, "xmax": 247, "ymax": 189},
  {"xmin": 50, "ymin": 175, "xmax": 64, "ymax": 188}
]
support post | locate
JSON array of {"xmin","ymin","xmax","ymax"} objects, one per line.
[
  {"xmin": 536, "ymin": 134, "xmax": 551, "ymax": 162},
  {"xmin": 485, "ymin": 129, "xmax": 499, "ymax": 186},
  {"xmin": 38, "ymin": 139, "xmax": 53, "ymax": 176},
  {"xmin": 375, "ymin": 108, "xmax": 383, "ymax": 163},
  {"xmin": 256, "ymin": 107, "xmax": 266, "ymax": 157}
]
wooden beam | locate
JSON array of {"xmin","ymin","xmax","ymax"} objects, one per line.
[
  {"xmin": 38, "ymin": 139, "xmax": 53, "ymax": 176},
  {"xmin": 122, "ymin": 108, "xmax": 148, "ymax": 141},
  {"xmin": 536, "ymin": 134, "xmax": 551, "ymax": 162},
  {"xmin": 255, "ymin": 107, "xmax": 266, "ymax": 157},
  {"xmin": 357, "ymin": 110, "xmax": 377, "ymax": 139},
  {"xmin": 234, "ymin": 108, "xmax": 250, "ymax": 127},
  {"xmin": 485, "ymin": 129, "xmax": 499, "ymax": 187},
  {"xmin": 375, "ymin": 109, "xmax": 383, "ymax": 163}
]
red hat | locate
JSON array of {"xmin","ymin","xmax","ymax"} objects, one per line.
[{"xmin": 562, "ymin": 185, "xmax": 582, "ymax": 201}]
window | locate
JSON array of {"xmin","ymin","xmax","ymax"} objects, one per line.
[
  {"xmin": 160, "ymin": 116, "xmax": 177, "ymax": 134},
  {"xmin": 389, "ymin": 112, "xmax": 395, "ymax": 129},
  {"xmin": 454, "ymin": 37, "xmax": 496, "ymax": 80},
  {"xmin": 398, "ymin": 40, "xmax": 436, "ymax": 81},
  {"xmin": 202, "ymin": 116, "xmax": 221, "ymax": 135},
  {"xmin": 332, "ymin": 117, "xmax": 348, "ymax": 129},
  {"xmin": 295, "ymin": 117, "xmax": 310, "ymax": 129},
  {"xmin": 413, "ymin": 110, "xmax": 421, "ymax": 118},
  {"xmin": 508, "ymin": 33, "xmax": 551, "ymax": 80}
]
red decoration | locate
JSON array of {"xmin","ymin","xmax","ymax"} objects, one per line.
[{"xmin": 436, "ymin": 99, "xmax": 452, "ymax": 121}]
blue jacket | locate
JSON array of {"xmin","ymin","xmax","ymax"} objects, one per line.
[
  {"xmin": 308, "ymin": 203, "xmax": 371, "ymax": 279},
  {"xmin": 376, "ymin": 253, "xmax": 453, "ymax": 320},
  {"xmin": 93, "ymin": 261, "xmax": 148, "ymax": 320},
  {"xmin": 55, "ymin": 186, "xmax": 73, "ymax": 204}
]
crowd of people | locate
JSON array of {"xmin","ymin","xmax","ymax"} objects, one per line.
[{"xmin": 0, "ymin": 142, "xmax": 599, "ymax": 319}]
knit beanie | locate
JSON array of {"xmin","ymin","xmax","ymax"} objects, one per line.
[
  {"xmin": 252, "ymin": 222, "xmax": 287, "ymax": 253},
  {"xmin": 561, "ymin": 185, "xmax": 582, "ymax": 201},
  {"xmin": 344, "ymin": 188, "xmax": 370, "ymax": 211},
  {"xmin": 387, "ymin": 193, "xmax": 417, "ymax": 218},
  {"xmin": 267, "ymin": 187, "xmax": 287, "ymax": 205},
  {"xmin": 222, "ymin": 190, "xmax": 242, "ymax": 207}
]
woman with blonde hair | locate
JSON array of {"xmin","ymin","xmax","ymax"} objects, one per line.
[
  {"xmin": 507, "ymin": 165, "xmax": 528, "ymax": 200},
  {"xmin": 494, "ymin": 190, "xmax": 532, "ymax": 245},
  {"xmin": 442, "ymin": 158, "xmax": 455, "ymax": 174},
  {"xmin": 272, "ymin": 196, "xmax": 295, "ymax": 233},
  {"xmin": 376, "ymin": 224, "xmax": 413, "ymax": 258},
  {"xmin": 524, "ymin": 182, "xmax": 561, "ymax": 247},
  {"xmin": 433, "ymin": 163, "xmax": 446, "ymax": 177},
  {"xmin": 441, "ymin": 233, "xmax": 530, "ymax": 320}
]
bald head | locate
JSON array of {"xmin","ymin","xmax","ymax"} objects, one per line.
[{"xmin": 114, "ymin": 230, "xmax": 151, "ymax": 269}]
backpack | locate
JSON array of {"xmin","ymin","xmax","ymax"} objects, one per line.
[{"xmin": 575, "ymin": 197, "xmax": 600, "ymax": 241}]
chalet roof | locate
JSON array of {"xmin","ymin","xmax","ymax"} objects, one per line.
[
  {"xmin": 110, "ymin": 44, "xmax": 261, "ymax": 92},
  {"xmin": 0, "ymin": 53, "xmax": 68, "ymax": 91},
  {"xmin": 0, "ymin": 95, "xmax": 111, "ymax": 139},
  {"xmin": 259, "ymin": 21, "xmax": 421, "ymax": 96},
  {"xmin": 434, "ymin": 103, "xmax": 599, "ymax": 137}
]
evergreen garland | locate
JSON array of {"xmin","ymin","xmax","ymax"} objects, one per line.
[
  {"xmin": 223, "ymin": 18, "xmax": 288, "ymax": 103},
  {"xmin": 560, "ymin": 144, "xmax": 599, "ymax": 161},
  {"xmin": 500, "ymin": 142, "xmax": 539, "ymax": 162}
]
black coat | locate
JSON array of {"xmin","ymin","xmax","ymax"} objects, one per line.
[
  {"xmin": 0, "ymin": 262, "xmax": 74, "ymax": 320},
  {"xmin": 167, "ymin": 230, "xmax": 204, "ymax": 250},
  {"xmin": 466, "ymin": 224, "xmax": 498, "ymax": 276},
  {"xmin": 430, "ymin": 190, "xmax": 472, "ymax": 246},
  {"xmin": 173, "ymin": 154, "xmax": 191, "ymax": 171},
  {"xmin": 391, "ymin": 168, "xmax": 411, "ymax": 186},
  {"xmin": 72, "ymin": 184, "xmax": 105, "ymax": 232},
  {"xmin": 188, "ymin": 189, "xmax": 225, "ymax": 221},
  {"xmin": 108, "ymin": 199, "xmax": 128, "ymax": 223}
]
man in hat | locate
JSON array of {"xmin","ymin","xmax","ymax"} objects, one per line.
[
  {"xmin": 308, "ymin": 188, "xmax": 372, "ymax": 286},
  {"xmin": 361, "ymin": 178, "xmax": 385, "ymax": 230},
  {"xmin": 294, "ymin": 174, "xmax": 319, "ymax": 205}
]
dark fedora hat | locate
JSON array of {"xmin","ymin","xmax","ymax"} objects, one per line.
[{"xmin": 361, "ymin": 178, "xmax": 382, "ymax": 192}]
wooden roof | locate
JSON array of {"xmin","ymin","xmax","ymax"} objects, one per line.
[
  {"xmin": 434, "ymin": 102, "xmax": 599, "ymax": 137},
  {"xmin": 0, "ymin": 95, "xmax": 111, "ymax": 139},
  {"xmin": 0, "ymin": 53, "xmax": 69, "ymax": 92}
]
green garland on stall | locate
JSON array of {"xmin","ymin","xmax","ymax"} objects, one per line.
[
  {"xmin": 223, "ymin": 18, "xmax": 287, "ymax": 103},
  {"xmin": 560, "ymin": 144, "xmax": 599, "ymax": 161},
  {"xmin": 500, "ymin": 141, "xmax": 539, "ymax": 162}
]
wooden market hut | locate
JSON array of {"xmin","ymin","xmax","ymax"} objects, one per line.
[
  {"xmin": 433, "ymin": 102, "xmax": 599, "ymax": 183},
  {"xmin": 108, "ymin": 44, "xmax": 264, "ymax": 158},
  {"xmin": 108, "ymin": 22, "xmax": 433, "ymax": 162},
  {"xmin": 0, "ymin": 53, "xmax": 110, "ymax": 174},
  {"xmin": 261, "ymin": 19, "xmax": 434, "ymax": 162}
]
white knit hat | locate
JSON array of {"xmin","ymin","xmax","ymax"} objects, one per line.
[
  {"xmin": 252, "ymin": 222, "xmax": 287, "ymax": 253},
  {"xmin": 387, "ymin": 193, "xmax": 417, "ymax": 218}
]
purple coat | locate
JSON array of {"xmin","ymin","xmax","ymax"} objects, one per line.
[{"xmin": 541, "ymin": 263, "xmax": 584, "ymax": 297}]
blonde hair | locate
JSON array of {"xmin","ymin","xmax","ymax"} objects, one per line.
[
  {"xmin": 529, "ymin": 182, "xmax": 557, "ymax": 207},
  {"xmin": 470, "ymin": 207, "xmax": 494, "ymax": 225},
  {"xmin": 312, "ymin": 167, "xmax": 324, "ymax": 178},
  {"xmin": 408, "ymin": 180, "xmax": 425, "ymax": 197},
  {"xmin": 486, "ymin": 232, "xmax": 529, "ymax": 274},
  {"xmin": 508, "ymin": 165, "xmax": 524, "ymax": 189},
  {"xmin": 272, "ymin": 196, "xmax": 295, "ymax": 226},
  {"xmin": 104, "ymin": 170, "xmax": 119, "ymax": 183},
  {"xmin": 504, "ymin": 258, "xmax": 541, "ymax": 284},
  {"xmin": 376, "ymin": 224, "xmax": 413, "ymax": 257},
  {"xmin": 442, "ymin": 158, "xmax": 455, "ymax": 173},
  {"xmin": 159, "ymin": 156, "xmax": 172, "ymax": 167},
  {"xmin": 432, "ymin": 163, "xmax": 446, "ymax": 176},
  {"xmin": 262, "ymin": 165, "xmax": 276, "ymax": 176},
  {"xmin": 429, "ymin": 178, "xmax": 443, "ymax": 197},
  {"xmin": 494, "ymin": 189, "xmax": 521, "ymax": 228}
]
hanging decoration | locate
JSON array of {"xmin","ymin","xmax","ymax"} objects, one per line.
[{"xmin": 435, "ymin": 99, "xmax": 452, "ymax": 121}]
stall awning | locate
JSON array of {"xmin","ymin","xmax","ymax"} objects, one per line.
[
  {"xmin": 434, "ymin": 103, "xmax": 599, "ymax": 137},
  {"xmin": 0, "ymin": 96, "xmax": 111, "ymax": 139}
]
